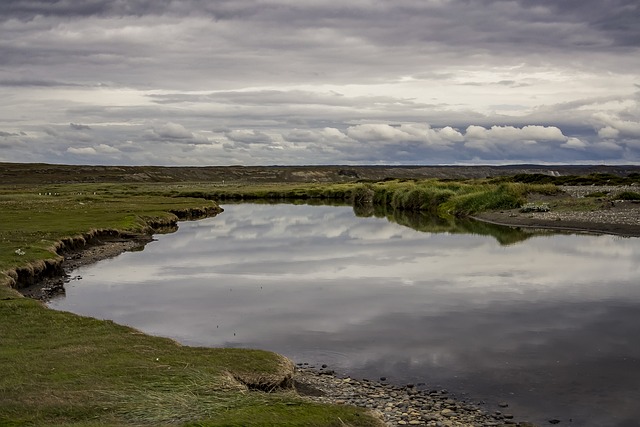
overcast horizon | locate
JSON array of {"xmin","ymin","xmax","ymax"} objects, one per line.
[{"xmin": 1, "ymin": 0, "xmax": 639, "ymax": 166}]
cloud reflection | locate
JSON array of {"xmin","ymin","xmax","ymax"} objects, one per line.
[{"xmin": 49, "ymin": 203, "xmax": 640, "ymax": 426}]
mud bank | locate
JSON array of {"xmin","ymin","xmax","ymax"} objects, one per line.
[{"xmin": 7, "ymin": 205, "xmax": 222, "ymax": 299}]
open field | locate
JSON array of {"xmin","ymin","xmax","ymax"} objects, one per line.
[{"xmin": 2, "ymin": 162, "xmax": 640, "ymax": 185}]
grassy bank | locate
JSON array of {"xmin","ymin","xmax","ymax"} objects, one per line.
[
  {"xmin": 186, "ymin": 179, "xmax": 559, "ymax": 217},
  {"xmin": 0, "ymin": 183, "xmax": 381, "ymax": 426},
  {"xmin": 0, "ymin": 183, "xmax": 223, "ymax": 286},
  {"xmin": 0, "ymin": 290, "xmax": 376, "ymax": 426}
]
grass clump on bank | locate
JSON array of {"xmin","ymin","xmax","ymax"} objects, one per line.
[
  {"xmin": 0, "ymin": 183, "xmax": 381, "ymax": 427},
  {"xmin": 615, "ymin": 191, "xmax": 640, "ymax": 201},
  {"xmin": 349, "ymin": 180, "xmax": 559, "ymax": 217}
]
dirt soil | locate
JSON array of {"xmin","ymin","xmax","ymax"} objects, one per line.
[{"xmin": 20, "ymin": 236, "xmax": 153, "ymax": 300}]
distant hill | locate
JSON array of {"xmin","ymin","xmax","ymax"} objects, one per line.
[{"xmin": 1, "ymin": 162, "xmax": 640, "ymax": 185}]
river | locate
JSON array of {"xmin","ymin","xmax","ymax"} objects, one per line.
[{"xmin": 48, "ymin": 203, "xmax": 640, "ymax": 426}]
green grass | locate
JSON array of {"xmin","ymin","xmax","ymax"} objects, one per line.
[
  {"xmin": 0, "ymin": 183, "xmax": 381, "ymax": 427},
  {"xmin": 615, "ymin": 191, "xmax": 640, "ymax": 201},
  {"xmin": 0, "ymin": 183, "xmax": 223, "ymax": 285},
  {"xmin": 0, "ymin": 295, "xmax": 376, "ymax": 426},
  {"xmin": 174, "ymin": 182, "xmax": 360, "ymax": 202},
  {"xmin": 584, "ymin": 191, "xmax": 610, "ymax": 198}
]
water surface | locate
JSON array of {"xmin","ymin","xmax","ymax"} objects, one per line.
[{"xmin": 49, "ymin": 204, "xmax": 640, "ymax": 426}]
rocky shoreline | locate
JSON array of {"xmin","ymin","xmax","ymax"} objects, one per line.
[
  {"xmin": 475, "ymin": 185, "xmax": 640, "ymax": 238},
  {"xmin": 294, "ymin": 366, "xmax": 536, "ymax": 427}
]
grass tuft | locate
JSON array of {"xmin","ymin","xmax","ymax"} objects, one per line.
[{"xmin": 615, "ymin": 191, "xmax": 640, "ymax": 201}]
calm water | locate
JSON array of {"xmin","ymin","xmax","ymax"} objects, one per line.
[{"xmin": 49, "ymin": 204, "xmax": 640, "ymax": 426}]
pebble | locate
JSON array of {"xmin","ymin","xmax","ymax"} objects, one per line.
[{"xmin": 295, "ymin": 366, "xmax": 536, "ymax": 426}]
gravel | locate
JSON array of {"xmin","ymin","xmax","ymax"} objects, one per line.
[
  {"xmin": 529, "ymin": 186, "xmax": 640, "ymax": 227},
  {"xmin": 559, "ymin": 185, "xmax": 638, "ymax": 198},
  {"xmin": 295, "ymin": 366, "xmax": 536, "ymax": 427}
]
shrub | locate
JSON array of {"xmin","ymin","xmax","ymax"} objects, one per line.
[
  {"xmin": 615, "ymin": 191, "xmax": 640, "ymax": 201},
  {"xmin": 584, "ymin": 191, "xmax": 609, "ymax": 198},
  {"xmin": 351, "ymin": 184, "xmax": 374, "ymax": 206}
]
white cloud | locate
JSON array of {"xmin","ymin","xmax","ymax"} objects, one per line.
[
  {"xmin": 346, "ymin": 124, "xmax": 463, "ymax": 147},
  {"xmin": 593, "ymin": 113, "xmax": 640, "ymax": 138},
  {"xmin": 149, "ymin": 122, "xmax": 210, "ymax": 145},
  {"xmin": 67, "ymin": 147, "xmax": 97, "ymax": 155},
  {"xmin": 153, "ymin": 122, "xmax": 194, "ymax": 139},
  {"xmin": 225, "ymin": 130, "xmax": 273, "ymax": 145},
  {"xmin": 66, "ymin": 144, "xmax": 120, "ymax": 156},
  {"xmin": 598, "ymin": 126, "xmax": 620, "ymax": 139},
  {"xmin": 563, "ymin": 138, "xmax": 588, "ymax": 149},
  {"xmin": 95, "ymin": 143, "xmax": 120, "ymax": 153},
  {"xmin": 347, "ymin": 124, "xmax": 413, "ymax": 143},
  {"xmin": 465, "ymin": 125, "xmax": 566, "ymax": 142},
  {"xmin": 284, "ymin": 127, "xmax": 351, "ymax": 144},
  {"xmin": 439, "ymin": 126, "xmax": 465, "ymax": 142}
]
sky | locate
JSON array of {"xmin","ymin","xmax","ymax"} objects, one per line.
[{"xmin": 1, "ymin": 0, "xmax": 639, "ymax": 166}]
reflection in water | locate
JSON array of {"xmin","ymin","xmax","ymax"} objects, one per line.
[
  {"xmin": 48, "ymin": 204, "xmax": 640, "ymax": 427},
  {"xmin": 360, "ymin": 204, "xmax": 554, "ymax": 245}
]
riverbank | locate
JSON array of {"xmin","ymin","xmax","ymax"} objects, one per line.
[
  {"xmin": 474, "ymin": 185, "xmax": 640, "ymax": 238},
  {"xmin": 295, "ymin": 366, "xmax": 538, "ymax": 427},
  {"xmin": 18, "ymin": 234, "xmax": 154, "ymax": 300}
]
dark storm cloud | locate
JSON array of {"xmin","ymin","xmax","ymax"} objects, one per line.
[
  {"xmin": 69, "ymin": 122, "xmax": 91, "ymax": 130},
  {"xmin": 0, "ymin": 130, "xmax": 20, "ymax": 137},
  {"xmin": 2, "ymin": 0, "xmax": 637, "ymax": 52},
  {"xmin": 1, "ymin": 0, "xmax": 636, "ymax": 94},
  {"xmin": 0, "ymin": 0, "xmax": 164, "ymax": 19},
  {"xmin": 512, "ymin": 0, "xmax": 640, "ymax": 46},
  {"xmin": 0, "ymin": 78, "xmax": 85, "ymax": 87}
]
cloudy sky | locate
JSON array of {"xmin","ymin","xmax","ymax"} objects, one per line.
[{"xmin": 1, "ymin": 0, "xmax": 639, "ymax": 165}]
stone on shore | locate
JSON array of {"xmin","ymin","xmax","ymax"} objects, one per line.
[{"xmin": 294, "ymin": 366, "xmax": 536, "ymax": 427}]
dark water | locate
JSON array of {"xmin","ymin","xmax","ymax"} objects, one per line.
[{"xmin": 48, "ymin": 204, "xmax": 640, "ymax": 426}]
